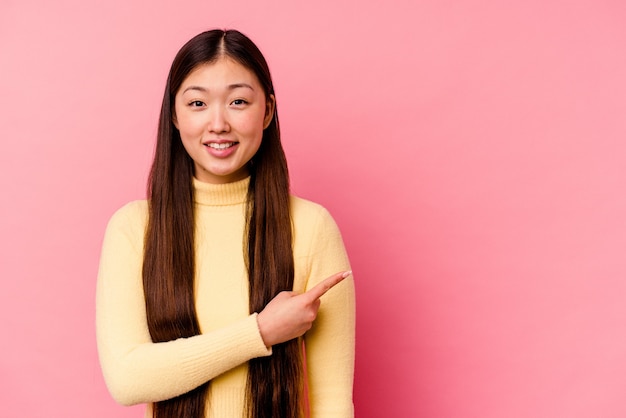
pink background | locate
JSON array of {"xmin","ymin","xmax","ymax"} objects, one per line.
[{"xmin": 1, "ymin": 1, "xmax": 625, "ymax": 417}]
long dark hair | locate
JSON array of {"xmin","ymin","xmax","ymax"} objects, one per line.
[{"xmin": 142, "ymin": 29, "xmax": 301, "ymax": 418}]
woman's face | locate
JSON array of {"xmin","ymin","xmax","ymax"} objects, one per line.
[{"xmin": 174, "ymin": 57, "xmax": 275, "ymax": 184}]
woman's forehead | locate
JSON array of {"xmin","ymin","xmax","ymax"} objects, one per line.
[{"xmin": 180, "ymin": 58, "xmax": 261, "ymax": 90}]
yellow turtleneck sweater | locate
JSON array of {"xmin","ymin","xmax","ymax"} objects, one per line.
[{"xmin": 96, "ymin": 177, "xmax": 355, "ymax": 417}]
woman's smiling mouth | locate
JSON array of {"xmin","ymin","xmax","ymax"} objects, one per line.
[{"xmin": 206, "ymin": 142, "xmax": 237, "ymax": 150}]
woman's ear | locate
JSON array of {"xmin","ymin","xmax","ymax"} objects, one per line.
[
  {"xmin": 172, "ymin": 112, "xmax": 179, "ymax": 129},
  {"xmin": 263, "ymin": 94, "xmax": 276, "ymax": 129}
]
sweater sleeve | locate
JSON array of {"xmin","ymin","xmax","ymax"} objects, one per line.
[
  {"xmin": 95, "ymin": 202, "xmax": 271, "ymax": 406},
  {"xmin": 303, "ymin": 206, "xmax": 356, "ymax": 418}
]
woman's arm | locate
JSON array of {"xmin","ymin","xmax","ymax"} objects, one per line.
[
  {"xmin": 303, "ymin": 206, "xmax": 356, "ymax": 418},
  {"xmin": 96, "ymin": 202, "xmax": 271, "ymax": 406}
]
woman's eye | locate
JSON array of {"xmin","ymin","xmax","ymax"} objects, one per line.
[
  {"xmin": 231, "ymin": 99, "xmax": 247, "ymax": 106},
  {"xmin": 189, "ymin": 100, "xmax": 205, "ymax": 107}
]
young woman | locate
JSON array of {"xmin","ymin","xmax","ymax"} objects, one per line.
[{"xmin": 96, "ymin": 29, "xmax": 355, "ymax": 418}]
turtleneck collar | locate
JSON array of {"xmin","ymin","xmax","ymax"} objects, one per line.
[{"xmin": 193, "ymin": 177, "xmax": 250, "ymax": 206}]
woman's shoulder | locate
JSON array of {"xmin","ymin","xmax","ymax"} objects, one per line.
[
  {"xmin": 290, "ymin": 195, "xmax": 341, "ymax": 235},
  {"xmin": 289, "ymin": 195, "xmax": 347, "ymax": 267},
  {"xmin": 110, "ymin": 199, "xmax": 148, "ymax": 219},
  {"xmin": 290, "ymin": 195, "xmax": 328, "ymax": 219},
  {"xmin": 105, "ymin": 199, "xmax": 149, "ymax": 234}
]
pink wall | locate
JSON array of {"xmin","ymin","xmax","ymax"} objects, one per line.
[{"xmin": 1, "ymin": 1, "xmax": 625, "ymax": 417}]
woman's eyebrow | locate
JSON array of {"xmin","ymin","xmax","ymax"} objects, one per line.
[
  {"xmin": 228, "ymin": 83, "xmax": 254, "ymax": 91},
  {"xmin": 182, "ymin": 85, "xmax": 207, "ymax": 94},
  {"xmin": 182, "ymin": 83, "xmax": 254, "ymax": 94}
]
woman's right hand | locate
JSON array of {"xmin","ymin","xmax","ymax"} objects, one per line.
[{"xmin": 256, "ymin": 271, "xmax": 351, "ymax": 347}]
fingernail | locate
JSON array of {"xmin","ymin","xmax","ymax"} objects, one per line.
[{"xmin": 342, "ymin": 271, "xmax": 352, "ymax": 278}]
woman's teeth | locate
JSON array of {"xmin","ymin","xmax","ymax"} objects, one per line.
[{"xmin": 207, "ymin": 143, "xmax": 236, "ymax": 149}]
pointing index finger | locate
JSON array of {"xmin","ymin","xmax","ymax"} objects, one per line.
[{"xmin": 305, "ymin": 271, "xmax": 352, "ymax": 301}]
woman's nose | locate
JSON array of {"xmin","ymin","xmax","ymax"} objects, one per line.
[{"xmin": 207, "ymin": 106, "xmax": 230, "ymax": 133}]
